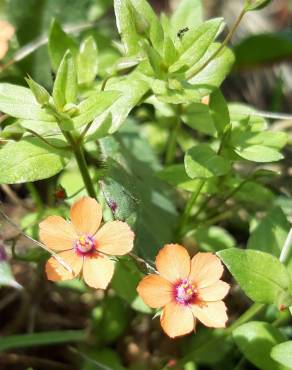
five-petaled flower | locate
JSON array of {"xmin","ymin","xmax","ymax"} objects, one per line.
[
  {"xmin": 39, "ymin": 196, "xmax": 134, "ymax": 289},
  {"xmin": 137, "ymin": 244, "xmax": 229, "ymax": 338}
]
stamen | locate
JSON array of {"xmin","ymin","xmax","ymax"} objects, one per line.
[
  {"xmin": 175, "ymin": 279, "xmax": 197, "ymax": 305},
  {"xmin": 74, "ymin": 235, "xmax": 95, "ymax": 255}
]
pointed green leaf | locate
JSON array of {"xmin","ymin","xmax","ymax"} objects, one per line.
[
  {"xmin": 245, "ymin": 0, "xmax": 273, "ymax": 11},
  {"xmin": 53, "ymin": 50, "xmax": 77, "ymax": 111},
  {"xmin": 77, "ymin": 36, "xmax": 98, "ymax": 85},
  {"xmin": 25, "ymin": 77, "xmax": 50, "ymax": 105}
]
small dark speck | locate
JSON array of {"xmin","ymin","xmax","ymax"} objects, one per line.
[{"xmin": 108, "ymin": 200, "xmax": 118, "ymax": 213}]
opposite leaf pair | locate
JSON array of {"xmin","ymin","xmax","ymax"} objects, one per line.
[{"xmin": 39, "ymin": 196, "xmax": 229, "ymax": 338}]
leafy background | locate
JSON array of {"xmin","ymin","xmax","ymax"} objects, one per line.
[{"xmin": 0, "ymin": 0, "xmax": 292, "ymax": 370}]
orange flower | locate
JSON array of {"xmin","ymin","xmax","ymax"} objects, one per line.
[
  {"xmin": 39, "ymin": 196, "xmax": 134, "ymax": 289},
  {"xmin": 137, "ymin": 244, "xmax": 229, "ymax": 338},
  {"xmin": 0, "ymin": 20, "xmax": 14, "ymax": 60}
]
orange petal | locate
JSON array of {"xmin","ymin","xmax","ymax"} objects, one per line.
[
  {"xmin": 46, "ymin": 249, "xmax": 82, "ymax": 282},
  {"xmin": 156, "ymin": 244, "xmax": 190, "ymax": 283},
  {"xmin": 82, "ymin": 254, "xmax": 114, "ymax": 289},
  {"xmin": 189, "ymin": 253, "xmax": 224, "ymax": 288},
  {"xmin": 137, "ymin": 274, "xmax": 173, "ymax": 308},
  {"xmin": 160, "ymin": 301, "xmax": 195, "ymax": 338},
  {"xmin": 39, "ymin": 216, "xmax": 76, "ymax": 251},
  {"xmin": 191, "ymin": 301, "xmax": 228, "ymax": 328},
  {"xmin": 199, "ymin": 280, "xmax": 230, "ymax": 302},
  {"xmin": 70, "ymin": 197, "xmax": 102, "ymax": 236},
  {"xmin": 95, "ymin": 221, "xmax": 134, "ymax": 256}
]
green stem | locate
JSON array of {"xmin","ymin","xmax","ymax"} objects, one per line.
[
  {"xmin": 225, "ymin": 303, "xmax": 265, "ymax": 334},
  {"xmin": 25, "ymin": 183, "xmax": 43, "ymax": 210},
  {"xmin": 71, "ymin": 141, "xmax": 97, "ymax": 199},
  {"xmin": 165, "ymin": 106, "xmax": 182, "ymax": 165},
  {"xmin": 177, "ymin": 180, "xmax": 205, "ymax": 238},
  {"xmin": 60, "ymin": 129, "xmax": 97, "ymax": 199},
  {"xmin": 187, "ymin": 8, "xmax": 247, "ymax": 80}
]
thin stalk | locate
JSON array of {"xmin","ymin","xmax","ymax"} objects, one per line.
[
  {"xmin": 71, "ymin": 142, "xmax": 96, "ymax": 199},
  {"xmin": 225, "ymin": 303, "xmax": 265, "ymax": 334},
  {"xmin": 57, "ymin": 125, "xmax": 97, "ymax": 199},
  {"xmin": 25, "ymin": 129, "xmax": 70, "ymax": 150},
  {"xmin": 25, "ymin": 183, "xmax": 43, "ymax": 210},
  {"xmin": 165, "ymin": 106, "xmax": 182, "ymax": 165},
  {"xmin": 177, "ymin": 180, "xmax": 205, "ymax": 238},
  {"xmin": 280, "ymin": 228, "xmax": 292, "ymax": 264},
  {"xmin": 187, "ymin": 8, "xmax": 247, "ymax": 81}
]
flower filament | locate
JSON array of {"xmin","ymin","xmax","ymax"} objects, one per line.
[
  {"xmin": 175, "ymin": 279, "xmax": 197, "ymax": 305},
  {"xmin": 74, "ymin": 235, "xmax": 95, "ymax": 255}
]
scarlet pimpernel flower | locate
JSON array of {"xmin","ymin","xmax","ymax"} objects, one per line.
[
  {"xmin": 39, "ymin": 196, "xmax": 134, "ymax": 289},
  {"xmin": 137, "ymin": 244, "xmax": 229, "ymax": 338}
]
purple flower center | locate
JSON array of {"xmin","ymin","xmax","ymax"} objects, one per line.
[
  {"xmin": 74, "ymin": 235, "xmax": 95, "ymax": 255},
  {"xmin": 175, "ymin": 279, "xmax": 197, "ymax": 305}
]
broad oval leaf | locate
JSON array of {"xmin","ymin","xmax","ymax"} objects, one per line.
[
  {"xmin": 0, "ymin": 83, "xmax": 54, "ymax": 122},
  {"xmin": 185, "ymin": 144, "xmax": 231, "ymax": 179},
  {"xmin": 0, "ymin": 137, "xmax": 71, "ymax": 184},
  {"xmin": 271, "ymin": 341, "xmax": 292, "ymax": 369},
  {"xmin": 218, "ymin": 249, "xmax": 292, "ymax": 305},
  {"xmin": 233, "ymin": 322, "xmax": 288, "ymax": 370},
  {"xmin": 235, "ymin": 144, "xmax": 284, "ymax": 163}
]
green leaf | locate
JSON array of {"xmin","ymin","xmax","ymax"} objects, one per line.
[
  {"xmin": 218, "ymin": 249, "xmax": 291, "ymax": 305},
  {"xmin": 188, "ymin": 43, "xmax": 235, "ymax": 94},
  {"xmin": 247, "ymin": 207, "xmax": 291, "ymax": 257},
  {"xmin": 0, "ymin": 137, "xmax": 71, "ymax": 184},
  {"xmin": 114, "ymin": 0, "xmax": 141, "ymax": 55},
  {"xmin": 171, "ymin": 0, "xmax": 203, "ymax": 37},
  {"xmin": 48, "ymin": 19, "xmax": 78, "ymax": 71},
  {"xmin": 53, "ymin": 50, "xmax": 77, "ymax": 111},
  {"xmin": 185, "ymin": 144, "xmax": 231, "ymax": 179},
  {"xmin": 234, "ymin": 32, "xmax": 292, "ymax": 69},
  {"xmin": 271, "ymin": 341, "xmax": 292, "ymax": 369},
  {"xmin": 25, "ymin": 77, "xmax": 50, "ymax": 105},
  {"xmin": 209, "ymin": 89, "xmax": 230, "ymax": 134},
  {"xmin": 233, "ymin": 322, "xmax": 288, "ymax": 370},
  {"xmin": 77, "ymin": 36, "xmax": 98, "ymax": 85},
  {"xmin": 74, "ymin": 91, "xmax": 121, "ymax": 130},
  {"xmin": 169, "ymin": 18, "xmax": 224, "ymax": 73},
  {"xmin": 0, "ymin": 331, "xmax": 85, "ymax": 351},
  {"xmin": 235, "ymin": 145, "xmax": 284, "ymax": 163},
  {"xmin": 231, "ymin": 131, "xmax": 287, "ymax": 150},
  {"xmin": 0, "ymin": 83, "xmax": 54, "ymax": 121},
  {"xmin": 182, "ymin": 103, "xmax": 216, "ymax": 136},
  {"xmin": 87, "ymin": 74, "xmax": 149, "ymax": 138},
  {"xmin": 245, "ymin": 0, "xmax": 273, "ymax": 11}
]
